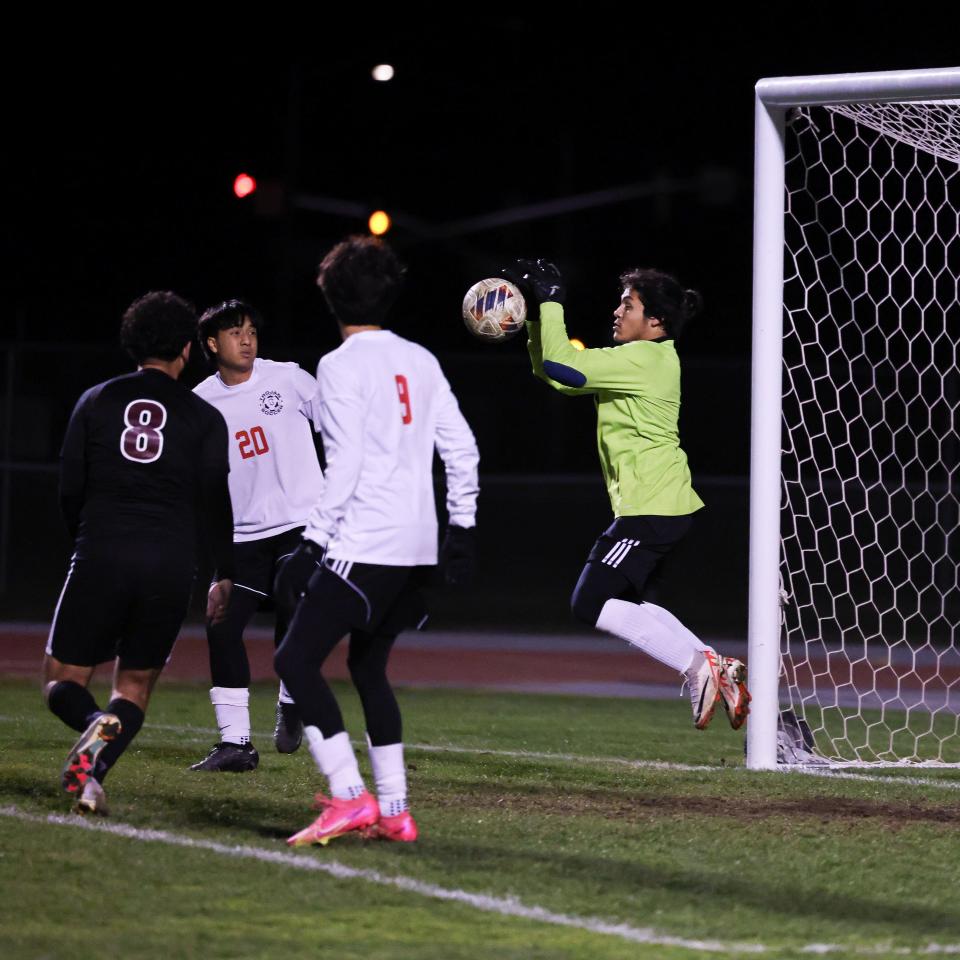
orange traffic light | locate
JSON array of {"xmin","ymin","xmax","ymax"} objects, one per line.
[{"xmin": 368, "ymin": 210, "xmax": 391, "ymax": 235}]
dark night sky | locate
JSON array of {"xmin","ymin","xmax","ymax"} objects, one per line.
[
  {"xmin": 7, "ymin": 13, "xmax": 956, "ymax": 355},
  {"xmin": 1, "ymin": 12, "xmax": 957, "ymax": 621}
]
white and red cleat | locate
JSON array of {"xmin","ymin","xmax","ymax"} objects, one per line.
[
  {"xmin": 685, "ymin": 650, "xmax": 721, "ymax": 730},
  {"xmin": 718, "ymin": 656, "xmax": 751, "ymax": 730}
]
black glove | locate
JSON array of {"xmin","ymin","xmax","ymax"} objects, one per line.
[
  {"xmin": 273, "ymin": 538, "xmax": 325, "ymax": 613},
  {"xmin": 440, "ymin": 525, "xmax": 476, "ymax": 586},
  {"xmin": 502, "ymin": 259, "xmax": 566, "ymax": 307}
]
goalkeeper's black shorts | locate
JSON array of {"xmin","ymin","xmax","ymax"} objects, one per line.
[
  {"xmin": 571, "ymin": 514, "xmax": 695, "ymax": 624},
  {"xmin": 584, "ymin": 514, "xmax": 693, "ymax": 593}
]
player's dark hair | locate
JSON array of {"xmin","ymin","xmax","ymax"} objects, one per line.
[
  {"xmin": 197, "ymin": 299, "xmax": 263, "ymax": 363},
  {"xmin": 317, "ymin": 235, "xmax": 406, "ymax": 327},
  {"xmin": 120, "ymin": 291, "xmax": 198, "ymax": 363},
  {"xmin": 619, "ymin": 268, "xmax": 702, "ymax": 339}
]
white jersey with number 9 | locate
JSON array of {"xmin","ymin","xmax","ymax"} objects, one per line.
[{"xmin": 305, "ymin": 330, "xmax": 478, "ymax": 566}]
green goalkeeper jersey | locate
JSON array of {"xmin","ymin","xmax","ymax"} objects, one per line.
[{"xmin": 527, "ymin": 301, "xmax": 704, "ymax": 518}]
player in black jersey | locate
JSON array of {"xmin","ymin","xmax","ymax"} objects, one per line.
[{"xmin": 43, "ymin": 291, "xmax": 235, "ymax": 815}]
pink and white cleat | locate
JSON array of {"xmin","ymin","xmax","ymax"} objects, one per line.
[
  {"xmin": 286, "ymin": 791, "xmax": 380, "ymax": 847},
  {"xmin": 363, "ymin": 810, "xmax": 418, "ymax": 843}
]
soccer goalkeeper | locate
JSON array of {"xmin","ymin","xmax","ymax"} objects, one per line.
[{"xmin": 513, "ymin": 259, "xmax": 749, "ymax": 730}]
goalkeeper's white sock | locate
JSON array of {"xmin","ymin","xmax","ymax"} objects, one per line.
[
  {"xmin": 367, "ymin": 737, "xmax": 408, "ymax": 817},
  {"xmin": 303, "ymin": 727, "xmax": 366, "ymax": 800},
  {"xmin": 210, "ymin": 686, "xmax": 250, "ymax": 745},
  {"xmin": 639, "ymin": 601, "xmax": 712, "ymax": 654},
  {"xmin": 595, "ymin": 599, "xmax": 708, "ymax": 674}
]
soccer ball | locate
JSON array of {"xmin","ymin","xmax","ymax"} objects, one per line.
[{"xmin": 462, "ymin": 278, "xmax": 527, "ymax": 342}]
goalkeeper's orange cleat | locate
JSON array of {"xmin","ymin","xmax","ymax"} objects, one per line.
[
  {"xmin": 363, "ymin": 810, "xmax": 418, "ymax": 843},
  {"xmin": 718, "ymin": 657, "xmax": 751, "ymax": 730},
  {"xmin": 287, "ymin": 791, "xmax": 380, "ymax": 847},
  {"xmin": 685, "ymin": 650, "xmax": 721, "ymax": 730}
]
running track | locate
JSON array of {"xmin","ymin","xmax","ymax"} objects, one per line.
[{"xmin": 3, "ymin": 622, "xmax": 958, "ymax": 708}]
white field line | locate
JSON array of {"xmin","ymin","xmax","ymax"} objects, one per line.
[
  {"xmin": 0, "ymin": 804, "xmax": 756, "ymax": 954},
  {"xmin": 145, "ymin": 721, "xmax": 723, "ymax": 773},
  {"xmin": 4, "ymin": 713, "xmax": 960, "ymax": 791},
  {"xmin": 4, "ymin": 804, "xmax": 960, "ymax": 957},
  {"xmin": 144, "ymin": 721, "xmax": 960, "ymax": 791},
  {"xmin": 789, "ymin": 767, "xmax": 960, "ymax": 792}
]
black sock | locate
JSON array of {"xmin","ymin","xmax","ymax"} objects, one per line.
[
  {"xmin": 94, "ymin": 698, "xmax": 145, "ymax": 784},
  {"xmin": 47, "ymin": 681, "xmax": 102, "ymax": 733}
]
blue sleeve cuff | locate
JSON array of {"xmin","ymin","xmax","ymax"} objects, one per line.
[{"xmin": 542, "ymin": 359, "xmax": 587, "ymax": 388}]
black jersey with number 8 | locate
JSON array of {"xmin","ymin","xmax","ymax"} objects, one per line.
[{"xmin": 59, "ymin": 368, "xmax": 233, "ymax": 574}]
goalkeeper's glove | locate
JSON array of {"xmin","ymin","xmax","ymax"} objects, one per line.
[
  {"xmin": 273, "ymin": 538, "xmax": 325, "ymax": 613},
  {"xmin": 440, "ymin": 525, "xmax": 476, "ymax": 586},
  {"xmin": 502, "ymin": 259, "xmax": 566, "ymax": 308}
]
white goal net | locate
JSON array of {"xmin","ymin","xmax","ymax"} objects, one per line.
[{"xmin": 779, "ymin": 97, "xmax": 960, "ymax": 765}]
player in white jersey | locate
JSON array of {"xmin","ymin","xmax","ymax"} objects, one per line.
[
  {"xmin": 275, "ymin": 236, "xmax": 479, "ymax": 846},
  {"xmin": 189, "ymin": 300, "xmax": 325, "ymax": 772}
]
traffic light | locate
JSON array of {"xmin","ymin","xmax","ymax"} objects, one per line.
[
  {"xmin": 368, "ymin": 210, "xmax": 391, "ymax": 235},
  {"xmin": 233, "ymin": 173, "xmax": 257, "ymax": 199}
]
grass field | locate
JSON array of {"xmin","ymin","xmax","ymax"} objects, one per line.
[{"xmin": 3, "ymin": 676, "xmax": 960, "ymax": 959}]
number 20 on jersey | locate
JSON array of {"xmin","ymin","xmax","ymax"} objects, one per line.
[{"xmin": 236, "ymin": 426, "xmax": 270, "ymax": 459}]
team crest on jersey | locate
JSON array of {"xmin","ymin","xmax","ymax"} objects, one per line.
[{"xmin": 259, "ymin": 390, "xmax": 283, "ymax": 415}]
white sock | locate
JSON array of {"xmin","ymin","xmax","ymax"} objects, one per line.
[
  {"xmin": 210, "ymin": 686, "xmax": 250, "ymax": 745},
  {"xmin": 640, "ymin": 601, "xmax": 711, "ymax": 655},
  {"xmin": 303, "ymin": 727, "xmax": 365, "ymax": 800},
  {"xmin": 277, "ymin": 682, "xmax": 295, "ymax": 705},
  {"xmin": 595, "ymin": 599, "xmax": 707, "ymax": 674},
  {"xmin": 367, "ymin": 736, "xmax": 408, "ymax": 817}
]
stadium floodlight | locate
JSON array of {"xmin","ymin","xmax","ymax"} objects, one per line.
[{"xmin": 749, "ymin": 67, "xmax": 960, "ymax": 770}]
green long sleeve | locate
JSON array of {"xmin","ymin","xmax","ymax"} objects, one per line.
[{"xmin": 532, "ymin": 301, "xmax": 704, "ymax": 518}]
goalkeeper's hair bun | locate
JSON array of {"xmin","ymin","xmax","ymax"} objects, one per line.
[{"xmin": 681, "ymin": 288, "xmax": 704, "ymax": 323}]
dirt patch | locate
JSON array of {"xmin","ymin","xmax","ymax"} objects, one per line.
[{"xmin": 421, "ymin": 786, "xmax": 960, "ymax": 828}]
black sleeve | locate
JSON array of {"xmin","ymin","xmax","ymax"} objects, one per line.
[
  {"xmin": 197, "ymin": 409, "xmax": 235, "ymax": 580},
  {"xmin": 58, "ymin": 391, "xmax": 90, "ymax": 539}
]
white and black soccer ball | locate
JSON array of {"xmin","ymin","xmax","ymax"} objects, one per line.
[{"xmin": 462, "ymin": 278, "xmax": 527, "ymax": 342}]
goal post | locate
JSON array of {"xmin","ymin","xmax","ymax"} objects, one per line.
[{"xmin": 747, "ymin": 67, "xmax": 960, "ymax": 770}]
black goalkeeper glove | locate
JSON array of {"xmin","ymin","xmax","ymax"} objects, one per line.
[
  {"xmin": 502, "ymin": 259, "xmax": 566, "ymax": 308},
  {"xmin": 440, "ymin": 525, "xmax": 476, "ymax": 586},
  {"xmin": 273, "ymin": 538, "xmax": 325, "ymax": 613}
]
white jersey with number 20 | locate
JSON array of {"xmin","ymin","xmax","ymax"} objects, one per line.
[
  {"xmin": 304, "ymin": 330, "xmax": 478, "ymax": 565},
  {"xmin": 194, "ymin": 358, "xmax": 324, "ymax": 542}
]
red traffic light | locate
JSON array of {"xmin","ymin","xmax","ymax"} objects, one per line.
[{"xmin": 233, "ymin": 173, "xmax": 257, "ymax": 199}]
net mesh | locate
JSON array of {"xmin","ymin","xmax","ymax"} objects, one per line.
[{"xmin": 780, "ymin": 100, "xmax": 960, "ymax": 764}]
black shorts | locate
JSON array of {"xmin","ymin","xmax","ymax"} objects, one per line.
[
  {"xmin": 47, "ymin": 542, "xmax": 196, "ymax": 670},
  {"xmin": 585, "ymin": 514, "xmax": 693, "ymax": 595},
  {"xmin": 228, "ymin": 527, "xmax": 304, "ymax": 610},
  {"xmin": 321, "ymin": 557, "xmax": 431, "ymax": 635}
]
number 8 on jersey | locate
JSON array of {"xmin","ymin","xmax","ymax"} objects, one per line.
[{"xmin": 120, "ymin": 399, "xmax": 167, "ymax": 463}]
